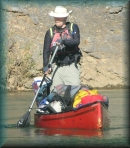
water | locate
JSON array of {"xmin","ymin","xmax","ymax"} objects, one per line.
[{"xmin": 1, "ymin": 89, "xmax": 130, "ymax": 147}]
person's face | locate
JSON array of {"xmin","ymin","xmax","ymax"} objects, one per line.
[{"xmin": 54, "ymin": 17, "xmax": 67, "ymax": 28}]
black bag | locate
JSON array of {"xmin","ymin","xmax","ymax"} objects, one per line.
[{"xmin": 49, "ymin": 84, "xmax": 81, "ymax": 111}]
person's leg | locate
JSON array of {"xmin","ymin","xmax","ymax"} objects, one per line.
[
  {"xmin": 50, "ymin": 65, "xmax": 64, "ymax": 91},
  {"xmin": 64, "ymin": 63, "xmax": 80, "ymax": 85},
  {"xmin": 50, "ymin": 63, "xmax": 80, "ymax": 91}
]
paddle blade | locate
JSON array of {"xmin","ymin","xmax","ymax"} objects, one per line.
[{"xmin": 17, "ymin": 111, "xmax": 31, "ymax": 127}]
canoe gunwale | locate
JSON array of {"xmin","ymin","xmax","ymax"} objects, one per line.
[{"xmin": 34, "ymin": 100, "xmax": 108, "ymax": 115}]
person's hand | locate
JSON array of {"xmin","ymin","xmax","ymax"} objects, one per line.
[
  {"xmin": 51, "ymin": 40, "xmax": 65, "ymax": 53},
  {"xmin": 56, "ymin": 39, "xmax": 63, "ymax": 45},
  {"xmin": 43, "ymin": 65, "xmax": 52, "ymax": 74},
  {"xmin": 44, "ymin": 68, "xmax": 52, "ymax": 74},
  {"xmin": 56, "ymin": 42, "xmax": 60, "ymax": 46}
]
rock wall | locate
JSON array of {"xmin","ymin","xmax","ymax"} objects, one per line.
[{"xmin": 1, "ymin": 0, "xmax": 129, "ymax": 90}]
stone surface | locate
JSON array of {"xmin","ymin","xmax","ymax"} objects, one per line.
[{"xmin": 1, "ymin": 1, "xmax": 129, "ymax": 90}]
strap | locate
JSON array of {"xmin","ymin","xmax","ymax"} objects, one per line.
[
  {"xmin": 64, "ymin": 85, "xmax": 71, "ymax": 106},
  {"xmin": 70, "ymin": 23, "xmax": 73, "ymax": 32},
  {"xmin": 85, "ymin": 90, "xmax": 91, "ymax": 95},
  {"xmin": 50, "ymin": 23, "xmax": 73, "ymax": 39},
  {"xmin": 50, "ymin": 27, "xmax": 53, "ymax": 38}
]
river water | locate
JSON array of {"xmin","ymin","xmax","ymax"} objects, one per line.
[{"xmin": 1, "ymin": 89, "xmax": 130, "ymax": 147}]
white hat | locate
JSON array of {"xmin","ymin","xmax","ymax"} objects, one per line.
[{"xmin": 49, "ymin": 6, "xmax": 72, "ymax": 18}]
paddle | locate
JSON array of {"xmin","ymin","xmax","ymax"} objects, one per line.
[{"xmin": 17, "ymin": 46, "xmax": 59, "ymax": 127}]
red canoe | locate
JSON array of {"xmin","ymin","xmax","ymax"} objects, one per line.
[{"xmin": 34, "ymin": 101, "xmax": 110, "ymax": 129}]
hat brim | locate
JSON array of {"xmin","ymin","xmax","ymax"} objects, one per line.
[{"xmin": 49, "ymin": 10, "xmax": 72, "ymax": 18}]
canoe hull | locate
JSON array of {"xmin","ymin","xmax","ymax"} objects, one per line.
[{"xmin": 34, "ymin": 101, "xmax": 109, "ymax": 129}]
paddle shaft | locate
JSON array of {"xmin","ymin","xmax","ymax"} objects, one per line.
[
  {"xmin": 49, "ymin": 46, "xmax": 59, "ymax": 64},
  {"xmin": 28, "ymin": 45, "xmax": 59, "ymax": 112}
]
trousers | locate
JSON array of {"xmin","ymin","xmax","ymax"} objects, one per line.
[{"xmin": 50, "ymin": 63, "xmax": 80, "ymax": 91}]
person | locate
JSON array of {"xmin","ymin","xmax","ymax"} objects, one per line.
[{"xmin": 43, "ymin": 6, "xmax": 82, "ymax": 92}]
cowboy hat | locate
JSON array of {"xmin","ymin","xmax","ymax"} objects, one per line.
[{"xmin": 49, "ymin": 6, "xmax": 72, "ymax": 18}]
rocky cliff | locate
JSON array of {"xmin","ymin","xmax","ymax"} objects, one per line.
[{"xmin": 1, "ymin": 0, "xmax": 129, "ymax": 91}]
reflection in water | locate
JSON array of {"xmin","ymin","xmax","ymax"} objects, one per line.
[{"xmin": 34, "ymin": 128, "xmax": 104, "ymax": 138}]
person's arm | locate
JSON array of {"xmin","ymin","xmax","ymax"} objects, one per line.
[
  {"xmin": 62, "ymin": 24, "xmax": 80, "ymax": 47},
  {"xmin": 43, "ymin": 30, "xmax": 52, "ymax": 68}
]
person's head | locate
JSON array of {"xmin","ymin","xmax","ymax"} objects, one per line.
[{"xmin": 49, "ymin": 6, "xmax": 72, "ymax": 28}]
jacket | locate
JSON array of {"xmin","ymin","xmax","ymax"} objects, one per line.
[{"xmin": 43, "ymin": 22, "xmax": 80, "ymax": 67}]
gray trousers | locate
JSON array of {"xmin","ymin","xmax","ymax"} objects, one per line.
[{"xmin": 50, "ymin": 63, "xmax": 80, "ymax": 91}]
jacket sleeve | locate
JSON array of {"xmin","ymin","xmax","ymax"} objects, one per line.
[
  {"xmin": 43, "ymin": 30, "xmax": 52, "ymax": 67},
  {"xmin": 62, "ymin": 24, "xmax": 80, "ymax": 47}
]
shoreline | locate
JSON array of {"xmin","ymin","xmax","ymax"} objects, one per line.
[{"xmin": 6, "ymin": 86, "xmax": 129, "ymax": 93}]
